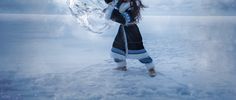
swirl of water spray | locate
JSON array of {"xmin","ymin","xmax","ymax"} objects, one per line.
[{"xmin": 67, "ymin": 0, "xmax": 113, "ymax": 34}]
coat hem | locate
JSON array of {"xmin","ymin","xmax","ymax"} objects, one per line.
[{"xmin": 111, "ymin": 51, "xmax": 150, "ymax": 60}]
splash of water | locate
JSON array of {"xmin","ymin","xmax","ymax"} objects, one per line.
[{"xmin": 67, "ymin": 0, "xmax": 113, "ymax": 34}]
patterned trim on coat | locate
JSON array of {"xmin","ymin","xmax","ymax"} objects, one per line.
[{"xmin": 111, "ymin": 47, "xmax": 150, "ymax": 59}]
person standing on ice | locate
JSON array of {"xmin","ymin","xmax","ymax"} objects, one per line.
[{"xmin": 104, "ymin": 0, "xmax": 156, "ymax": 77}]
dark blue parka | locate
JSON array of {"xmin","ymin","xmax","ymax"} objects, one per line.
[{"xmin": 105, "ymin": 0, "xmax": 151, "ymax": 60}]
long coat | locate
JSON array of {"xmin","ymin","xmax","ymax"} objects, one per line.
[{"xmin": 105, "ymin": 1, "xmax": 149, "ymax": 60}]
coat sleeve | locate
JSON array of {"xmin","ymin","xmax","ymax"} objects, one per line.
[
  {"xmin": 119, "ymin": 2, "xmax": 130, "ymax": 13},
  {"xmin": 104, "ymin": 5, "xmax": 126, "ymax": 25}
]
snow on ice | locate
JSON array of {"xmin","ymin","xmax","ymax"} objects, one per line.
[{"xmin": 0, "ymin": 0, "xmax": 236, "ymax": 100}]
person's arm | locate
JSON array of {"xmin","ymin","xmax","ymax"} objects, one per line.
[
  {"xmin": 104, "ymin": 4, "xmax": 126, "ymax": 25},
  {"xmin": 118, "ymin": 2, "xmax": 130, "ymax": 13},
  {"xmin": 104, "ymin": 2, "xmax": 133, "ymax": 25}
]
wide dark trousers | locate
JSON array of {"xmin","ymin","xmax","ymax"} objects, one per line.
[{"xmin": 111, "ymin": 24, "xmax": 154, "ymax": 68}]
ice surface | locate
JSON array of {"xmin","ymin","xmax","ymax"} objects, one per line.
[
  {"xmin": 0, "ymin": 0, "xmax": 236, "ymax": 99},
  {"xmin": 0, "ymin": 14, "xmax": 236, "ymax": 99}
]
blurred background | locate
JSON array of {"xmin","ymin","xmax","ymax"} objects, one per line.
[{"xmin": 0, "ymin": 0, "xmax": 236, "ymax": 15}]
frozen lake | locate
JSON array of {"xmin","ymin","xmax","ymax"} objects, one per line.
[{"xmin": 0, "ymin": 14, "xmax": 236, "ymax": 100}]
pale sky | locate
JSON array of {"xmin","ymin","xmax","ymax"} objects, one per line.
[{"xmin": 0, "ymin": 0, "xmax": 236, "ymax": 15}]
